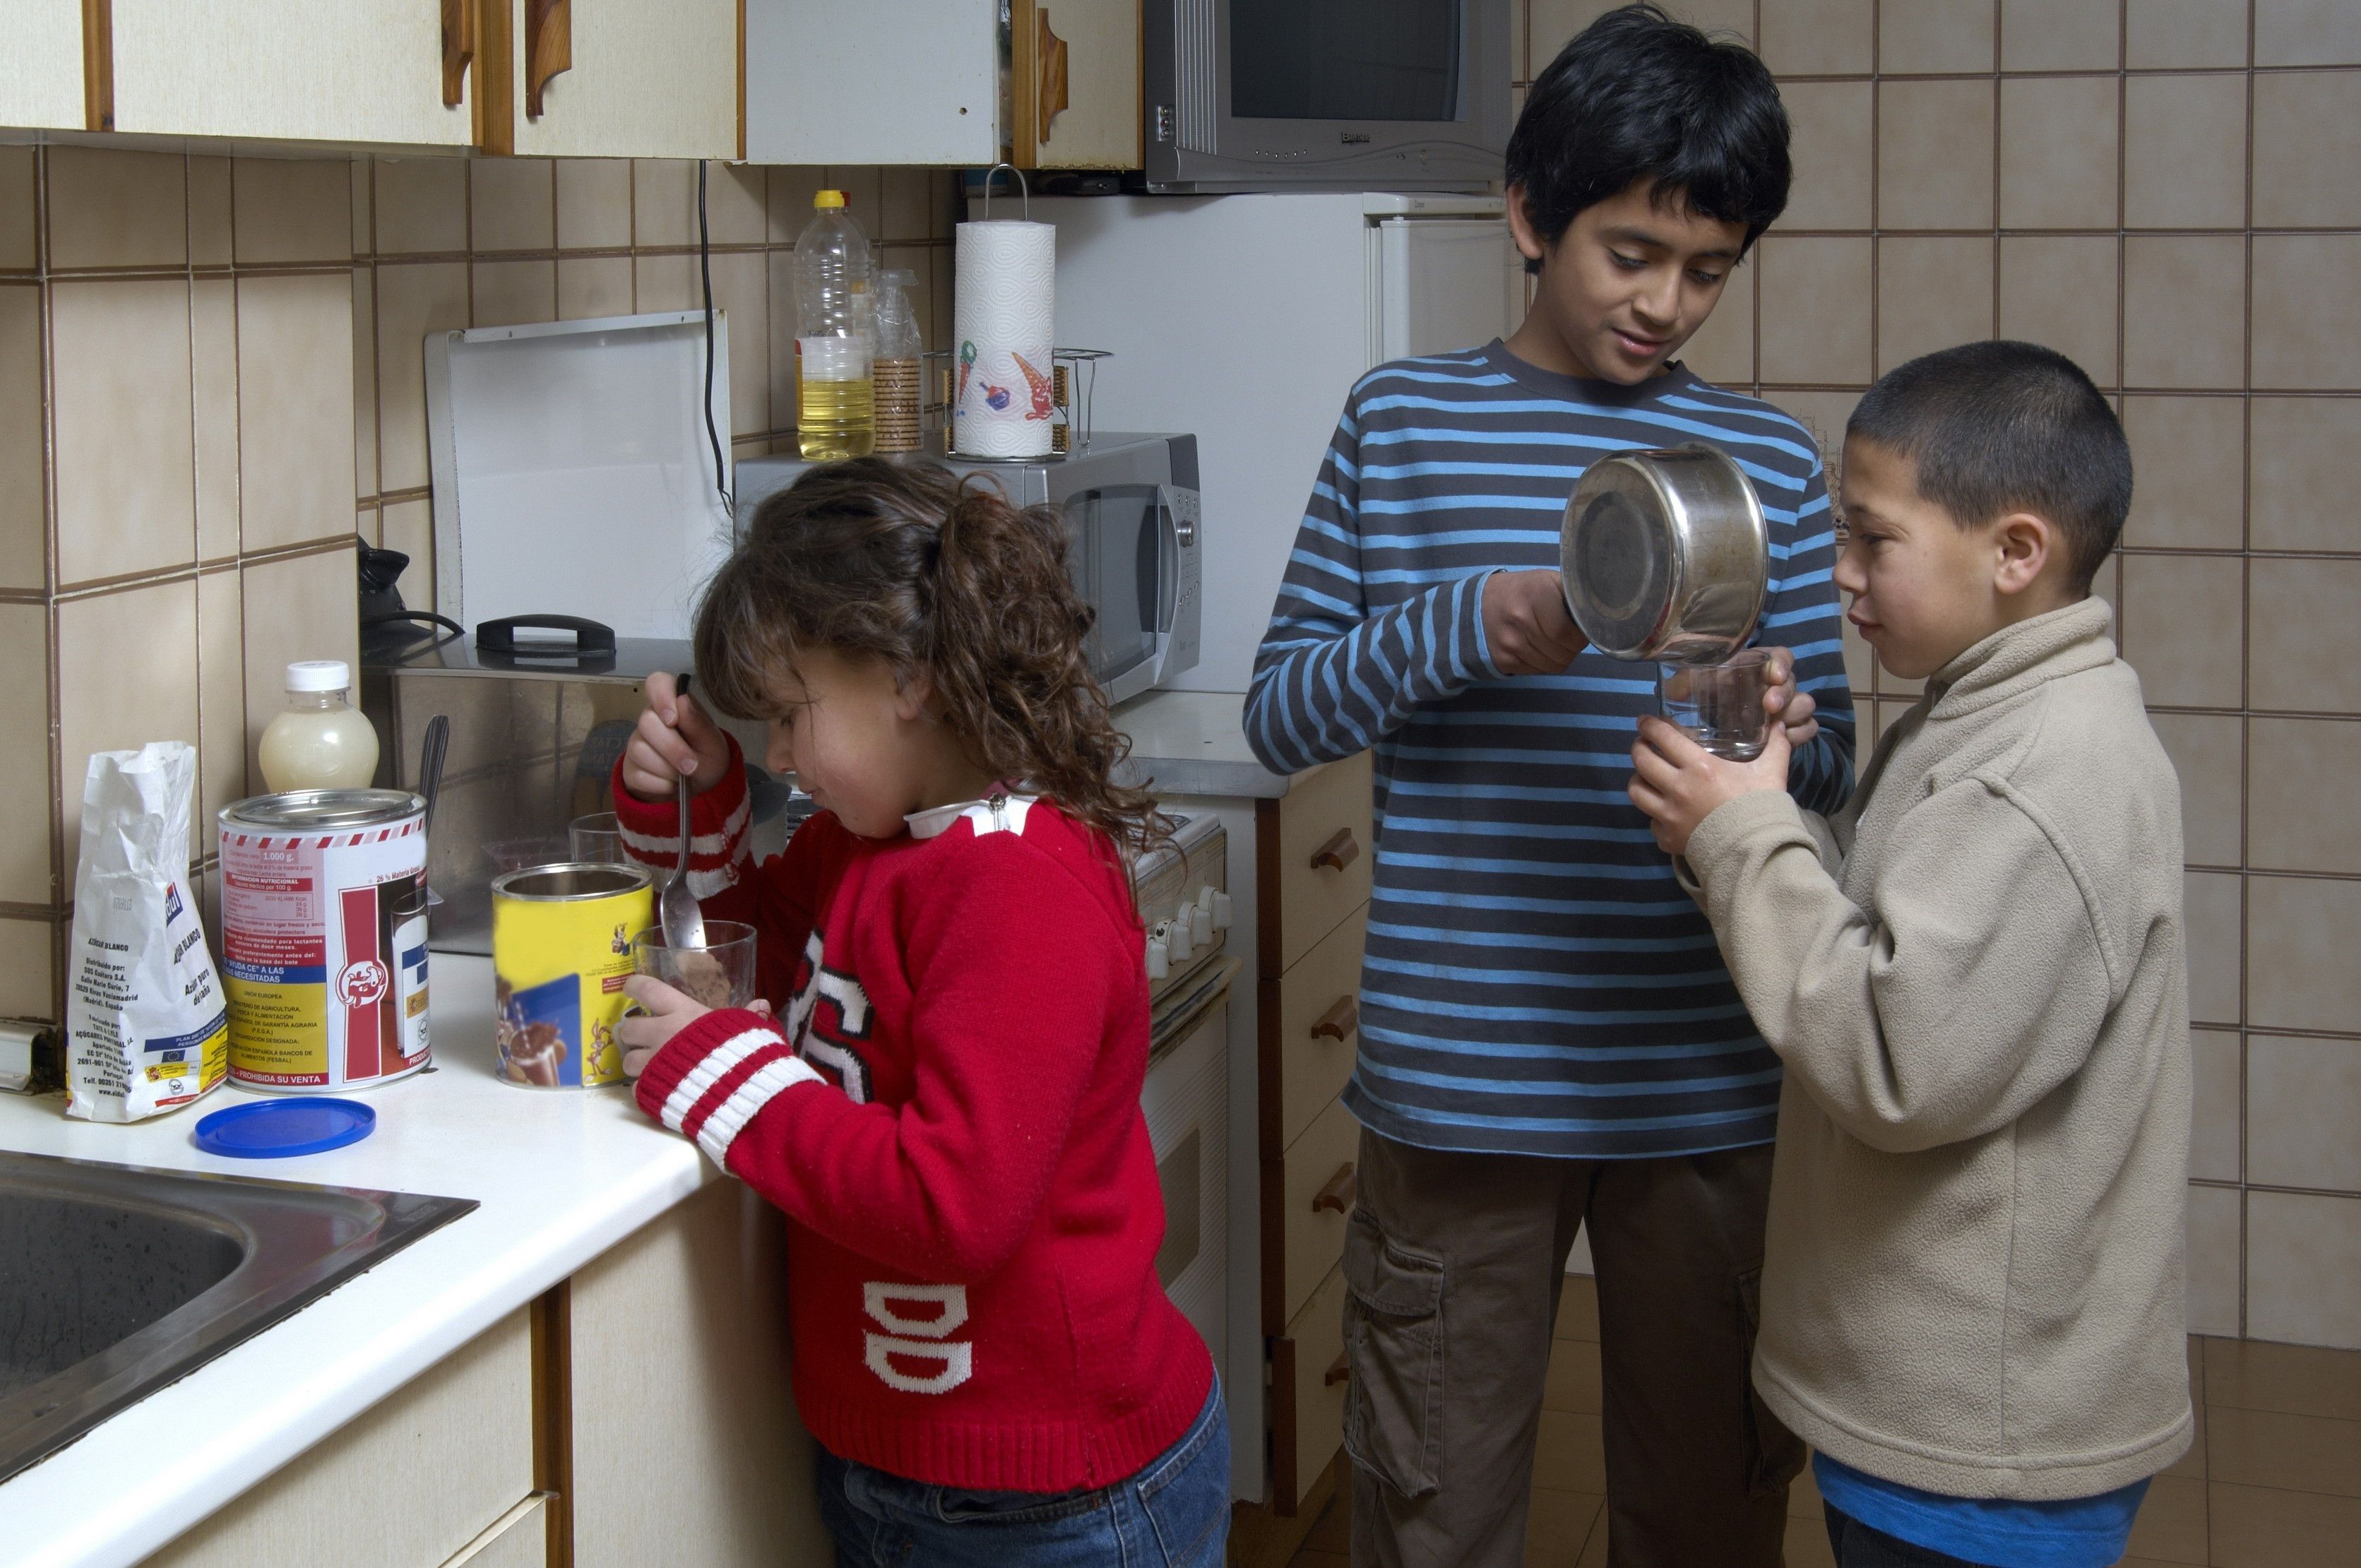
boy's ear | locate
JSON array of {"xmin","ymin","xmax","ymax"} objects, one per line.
[
  {"xmin": 1991, "ymin": 511, "xmax": 2054, "ymax": 597},
  {"xmin": 1506, "ymin": 182, "xmax": 1550, "ymax": 267}
]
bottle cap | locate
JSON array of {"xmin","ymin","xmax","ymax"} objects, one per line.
[
  {"xmin": 814, "ymin": 189, "xmax": 846, "ymax": 209},
  {"xmin": 285, "ymin": 659, "xmax": 352, "ymax": 693}
]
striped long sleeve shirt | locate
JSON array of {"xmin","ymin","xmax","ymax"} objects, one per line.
[{"xmin": 1244, "ymin": 342, "xmax": 1857, "ymax": 1159}]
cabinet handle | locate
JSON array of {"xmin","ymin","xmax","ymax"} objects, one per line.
[
  {"xmin": 1312, "ymin": 1162, "xmax": 1357, "ymax": 1215},
  {"xmin": 1311, "ymin": 996, "xmax": 1358, "ymax": 1043},
  {"xmin": 1310, "ymin": 828, "xmax": 1359, "ymax": 873},
  {"xmin": 439, "ymin": 0, "xmax": 475, "ymax": 107},
  {"xmin": 525, "ymin": 0, "xmax": 573, "ymax": 119},
  {"xmin": 1325, "ymin": 1351, "xmax": 1350, "ymax": 1387},
  {"xmin": 1037, "ymin": 9, "xmax": 1071, "ymax": 138}
]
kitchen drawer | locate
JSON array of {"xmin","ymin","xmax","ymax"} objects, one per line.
[
  {"xmin": 1268, "ymin": 1260, "xmax": 1350, "ymax": 1517},
  {"xmin": 1261, "ymin": 905, "xmax": 1368, "ymax": 1155},
  {"xmin": 1258, "ymin": 752, "xmax": 1374, "ymax": 978},
  {"xmin": 1265, "ymin": 1093, "xmax": 1361, "ymax": 1332}
]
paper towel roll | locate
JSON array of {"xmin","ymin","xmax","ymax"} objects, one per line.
[{"xmin": 953, "ymin": 220, "xmax": 1056, "ymax": 458}]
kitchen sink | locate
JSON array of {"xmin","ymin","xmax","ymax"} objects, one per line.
[{"xmin": 0, "ymin": 1150, "xmax": 475, "ymax": 1485}]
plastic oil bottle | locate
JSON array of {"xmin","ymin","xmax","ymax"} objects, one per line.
[
  {"xmin": 795, "ymin": 189, "xmax": 876, "ymax": 461},
  {"xmin": 258, "ymin": 660, "xmax": 381, "ymax": 791}
]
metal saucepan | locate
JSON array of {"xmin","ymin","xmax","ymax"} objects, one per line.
[{"xmin": 1559, "ymin": 444, "xmax": 1769, "ymax": 665}]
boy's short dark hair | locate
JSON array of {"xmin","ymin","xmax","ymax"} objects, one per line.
[
  {"xmin": 1848, "ymin": 340, "xmax": 2133, "ymax": 594},
  {"xmin": 1506, "ymin": 4, "xmax": 1790, "ymax": 273}
]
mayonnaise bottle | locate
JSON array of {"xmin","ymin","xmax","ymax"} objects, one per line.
[{"xmin": 258, "ymin": 660, "xmax": 381, "ymax": 792}]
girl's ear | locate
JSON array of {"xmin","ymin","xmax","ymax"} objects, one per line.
[{"xmin": 893, "ymin": 667, "xmax": 937, "ymax": 723}]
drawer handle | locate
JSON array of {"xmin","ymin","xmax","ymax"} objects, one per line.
[
  {"xmin": 1310, "ymin": 828, "xmax": 1359, "ymax": 873},
  {"xmin": 1312, "ymin": 1162, "xmax": 1357, "ymax": 1215},
  {"xmin": 1312, "ymin": 995, "xmax": 1358, "ymax": 1043},
  {"xmin": 1325, "ymin": 1351, "xmax": 1350, "ymax": 1387}
]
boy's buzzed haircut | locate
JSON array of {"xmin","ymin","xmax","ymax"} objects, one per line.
[
  {"xmin": 1506, "ymin": 3, "xmax": 1791, "ymax": 273},
  {"xmin": 1848, "ymin": 340, "xmax": 2134, "ymax": 594}
]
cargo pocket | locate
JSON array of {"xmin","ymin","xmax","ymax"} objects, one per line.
[
  {"xmin": 1340, "ymin": 1208, "xmax": 1446, "ymax": 1499},
  {"xmin": 1735, "ymin": 1266, "xmax": 1807, "ymax": 1496}
]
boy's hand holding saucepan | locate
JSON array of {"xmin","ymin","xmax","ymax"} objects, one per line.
[
  {"xmin": 1629, "ymin": 648, "xmax": 1812, "ymax": 857},
  {"xmin": 622, "ymin": 670, "xmax": 733, "ymax": 803}
]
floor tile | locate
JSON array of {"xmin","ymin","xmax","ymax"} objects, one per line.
[
  {"xmin": 1544, "ymin": 1338, "xmax": 1602, "ymax": 1414},
  {"xmin": 1533, "ymin": 1410, "xmax": 1607, "ymax": 1494},
  {"xmin": 1304, "ymin": 1492, "xmax": 1349, "ymax": 1553},
  {"xmin": 2163, "ymin": 1398, "xmax": 2208, "ymax": 1480},
  {"xmin": 1524, "ymin": 1487, "xmax": 1604, "ymax": 1568},
  {"xmin": 1785, "ymin": 1510, "xmax": 1838, "ymax": 1568},
  {"xmin": 2207, "ymin": 1406, "xmax": 2361, "ymax": 1499},
  {"xmin": 1291, "ymin": 1552, "xmax": 1351, "ymax": 1568},
  {"xmin": 2208, "ymin": 1480, "xmax": 2361, "ymax": 1566},
  {"xmin": 1575, "ymin": 1509, "xmax": 1609, "ymax": 1568},
  {"xmin": 1792, "ymin": 1456, "xmax": 1826, "ymax": 1519},
  {"xmin": 2206, "ymin": 1336, "xmax": 2361, "ymax": 1423},
  {"xmin": 2124, "ymin": 1472, "xmax": 2209, "ymax": 1564},
  {"xmin": 1554, "ymin": 1275, "xmax": 1600, "ymax": 1343}
]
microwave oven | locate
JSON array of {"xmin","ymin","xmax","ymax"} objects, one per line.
[
  {"xmin": 1142, "ymin": 0, "xmax": 1512, "ymax": 193},
  {"xmin": 734, "ymin": 433, "xmax": 1201, "ymax": 704}
]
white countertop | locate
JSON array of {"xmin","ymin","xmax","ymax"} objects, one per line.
[
  {"xmin": 1111, "ymin": 689, "xmax": 1294, "ymax": 799},
  {"xmin": 0, "ymin": 956, "xmax": 713, "ymax": 1568}
]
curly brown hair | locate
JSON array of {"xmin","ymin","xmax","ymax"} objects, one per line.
[{"xmin": 694, "ymin": 457, "xmax": 1167, "ymax": 857}]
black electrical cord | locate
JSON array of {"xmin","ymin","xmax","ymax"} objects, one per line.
[{"xmin": 697, "ymin": 160, "xmax": 734, "ymax": 521}]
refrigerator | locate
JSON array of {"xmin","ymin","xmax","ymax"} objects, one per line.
[{"xmin": 1030, "ymin": 192, "xmax": 1525, "ymax": 695}]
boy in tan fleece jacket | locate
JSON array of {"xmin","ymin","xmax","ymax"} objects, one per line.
[{"xmin": 1626, "ymin": 340, "xmax": 2193, "ymax": 1568}]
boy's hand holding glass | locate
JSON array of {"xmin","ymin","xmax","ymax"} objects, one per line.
[
  {"xmin": 1483, "ymin": 569, "xmax": 1590, "ymax": 676},
  {"xmin": 622, "ymin": 670, "xmax": 733, "ymax": 802},
  {"xmin": 1628, "ymin": 717, "xmax": 1792, "ymax": 857},
  {"xmin": 1756, "ymin": 648, "xmax": 1819, "ymax": 747}
]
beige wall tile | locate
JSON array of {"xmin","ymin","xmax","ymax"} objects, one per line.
[
  {"xmin": 237, "ymin": 273, "xmax": 355, "ymax": 554},
  {"xmin": 2122, "ymin": 554, "xmax": 2244, "ymax": 709},
  {"xmin": 634, "ymin": 253, "xmax": 697, "ymax": 314},
  {"xmin": 2254, "ymin": 0, "xmax": 2361, "ymax": 67},
  {"xmin": 1879, "ymin": 0, "xmax": 1994, "ymax": 73},
  {"xmin": 703, "ymin": 162, "xmax": 767, "ymax": 247},
  {"xmin": 767, "ymin": 166, "xmax": 828, "ymax": 244},
  {"xmin": 2184, "ymin": 869, "xmax": 2244, "ymax": 1026},
  {"xmin": 0, "ymin": 918, "xmax": 55, "ymax": 1018},
  {"xmin": 373, "ymin": 262, "xmax": 468, "ymax": 494},
  {"xmin": 0, "ymin": 603, "xmax": 51, "ymax": 904},
  {"xmin": 2000, "ymin": 0, "xmax": 2118, "ymax": 69},
  {"xmin": 56, "ymin": 578, "xmax": 198, "ymax": 884},
  {"xmin": 709, "ymin": 249, "xmax": 771, "ymax": 438},
  {"xmin": 0, "ymin": 148, "xmax": 36, "ymax": 270},
  {"xmin": 2247, "ymin": 874, "xmax": 2361, "ymax": 1034},
  {"xmin": 557, "ymin": 256, "xmax": 634, "ymax": 321},
  {"xmin": 826, "ymin": 167, "xmax": 887, "ymax": 234},
  {"xmin": 2205, "ymin": 1332, "xmax": 2361, "ymax": 1420},
  {"xmin": 2250, "ymin": 398, "xmax": 2361, "ymax": 552},
  {"xmin": 2253, "ymin": 236, "xmax": 2361, "ymax": 391},
  {"xmin": 187, "ymin": 155, "xmax": 232, "ymax": 268},
  {"xmin": 378, "ymin": 497, "xmax": 433, "ymax": 614},
  {"xmin": 469, "ymin": 158, "xmax": 554, "ymax": 253},
  {"xmin": 2249, "ymin": 718, "xmax": 2361, "ymax": 874},
  {"xmin": 1772, "ymin": 389, "xmax": 1860, "ymax": 474},
  {"xmin": 1759, "ymin": 237, "xmax": 1873, "ymax": 385},
  {"xmin": 231, "ymin": 158, "xmax": 351, "ymax": 265},
  {"xmin": 2246, "ymin": 1190, "xmax": 2361, "ymax": 1348},
  {"xmin": 2253, "ymin": 73, "xmax": 2361, "ymax": 228},
  {"xmin": 2249, "ymin": 557, "xmax": 2361, "ymax": 713},
  {"xmin": 240, "ymin": 545, "xmax": 359, "ymax": 785},
  {"xmin": 351, "ymin": 268, "xmax": 377, "ymax": 500},
  {"xmin": 1876, "ymin": 237, "xmax": 1994, "ymax": 375},
  {"xmin": 2127, "ymin": 0, "xmax": 2249, "ymax": 67},
  {"xmin": 556, "ymin": 159, "xmax": 631, "ymax": 251},
  {"xmin": 49, "ymin": 278, "xmax": 195, "ymax": 586},
  {"xmin": 1997, "ymin": 236, "xmax": 2117, "ymax": 386},
  {"xmin": 350, "ymin": 156, "xmax": 371, "ymax": 256},
  {"xmin": 1781, "ymin": 82, "xmax": 1873, "ymax": 232},
  {"xmin": 2124, "ymin": 397, "xmax": 2244, "ymax": 550},
  {"xmin": 373, "ymin": 158, "xmax": 467, "ymax": 254},
  {"xmin": 1998, "ymin": 77, "xmax": 2119, "ymax": 230},
  {"xmin": 47, "ymin": 147, "xmax": 186, "ymax": 270},
  {"xmin": 191, "ymin": 278, "xmax": 239, "ymax": 562},
  {"xmin": 1877, "ymin": 80, "xmax": 1994, "ymax": 231},
  {"xmin": 2122, "ymin": 237, "xmax": 2247, "ymax": 389},
  {"xmin": 769, "ymin": 251, "xmax": 798, "ymax": 435},
  {"xmin": 2123, "ymin": 74, "xmax": 2248, "ymax": 230},
  {"xmin": 2247, "ymin": 1035, "xmax": 2361, "ymax": 1192},
  {"xmin": 2151, "ymin": 711, "xmax": 2241, "ymax": 867},
  {"xmin": 632, "ymin": 160, "xmax": 696, "ymax": 249},
  {"xmin": 470, "ymin": 258, "xmax": 557, "ymax": 328},
  {"xmin": 1681, "ymin": 261, "xmax": 1754, "ymax": 388},
  {"xmin": 2189, "ymin": 1028, "xmax": 2242, "ymax": 1182},
  {"xmin": 0, "ymin": 286, "xmax": 42, "ymax": 590},
  {"xmin": 881, "ymin": 167, "xmax": 936, "ymax": 244},
  {"xmin": 196, "ymin": 566, "xmax": 244, "ymax": 845},
  {"xmin": 1760, "ymin": 0, "xmax": 1875, "ymax": 74},
  {"xmin": 2186, "ymin": 1182, "xmax": 2242, "ymax": 1334}
]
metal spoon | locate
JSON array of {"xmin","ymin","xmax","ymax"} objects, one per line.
[
  {"xmin": 660, "ymin": 675, "xmax": 707, "ymax": 950},
  {"xmin": 417, "ymin": 714, "xmax": 448, "ymax": 907}
]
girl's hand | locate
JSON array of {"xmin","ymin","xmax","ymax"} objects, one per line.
[
  {"xmin": 1628, "ymin": 717, "xmax": 1793, "ymax": 858},
  {"xmin": 618, "ymin": 982, "xmax": 772, "ymax": 1080},
  {"xmin": 622, "ymin": 671, "xmax": 732, "ymax": 801}
]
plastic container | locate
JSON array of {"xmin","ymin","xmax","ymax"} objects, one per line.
[
  {"xmin": 795, "ymin": 190, "xmax": 876, "ymax": 461},
  {"xmin": 872, "ymin": 267, "xmax": 923, "ymax": 456},
  {"xmin": 258, "ymin": 661, "xmax": 381, "ymax": 792}
]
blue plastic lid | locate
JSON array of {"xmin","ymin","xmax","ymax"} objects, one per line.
[{"xmin": 193, "ymin": 1098, "xmax": 376, "ymax": 1159}]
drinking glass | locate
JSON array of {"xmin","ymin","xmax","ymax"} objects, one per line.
[
  {"xmin": 569, "ymin": 811, "xmax": 625, "ymax": 864},
  {"xmin": 630, "ymin": 922, "xmax": 760, "ymax": 1014},
  {"xmin": 1658, "ymin": 648, "xmax": 1774, "ymax": 761}
]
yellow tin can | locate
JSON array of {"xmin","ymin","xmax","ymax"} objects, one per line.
[{"xmin": 491, "ymin": 862, "xmax": 653, "ymax": 1088}]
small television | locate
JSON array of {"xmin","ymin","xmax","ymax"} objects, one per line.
[{"xmin": 1142, "ymin": 0, "xmax": 1512, "ymax": 194}]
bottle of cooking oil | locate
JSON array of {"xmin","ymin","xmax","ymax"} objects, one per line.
[
  {"xmin": 795, "ymin": 190, "xmax": 875, "ymax": 461},
  {"xmin": 259, "ymin": 661, "xmax": 380, "ymax": 792}
]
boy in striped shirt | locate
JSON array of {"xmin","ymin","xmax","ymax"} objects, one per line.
[{"xmin": 1242, "ymin": 8, "xmax": 1856, "ymax": 1565}]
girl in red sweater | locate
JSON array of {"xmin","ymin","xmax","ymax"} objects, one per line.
[{"xmin": 612, "ymin": 458, "xmax": 1225, "ymax": 1567}]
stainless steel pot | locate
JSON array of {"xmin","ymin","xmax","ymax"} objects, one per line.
[{"xmin": 1558, "ymin": 444, "xmax": 1768, "ymax": 664}]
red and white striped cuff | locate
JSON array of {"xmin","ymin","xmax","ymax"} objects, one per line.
[
  {"xmin": 637, "ymin": 1017, "xmax": 822, "ymax": 1168},
  {"xmin": 619, "ymin": 787, "xmax": 751, "ymax": 900}
]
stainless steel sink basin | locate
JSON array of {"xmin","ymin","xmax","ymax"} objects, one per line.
[{"xmin": 0, "ymin": 1150, "xmax": 475, "ymax": 1484}]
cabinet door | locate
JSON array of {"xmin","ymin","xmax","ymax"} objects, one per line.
[
  {"xmin": 0, "ymin": 1, "xmax": 88, "ymax": 131},
  {"xmin": 509, "ymin": 0, "xmax": 736, "ymax": 160},
  {"xmin": 742, "ymin": 0, "xmax": 1000, "ymax": 167},
  {"xmin": 1010, "ymin": 0, "xmax": 1140, "ymax": 170},
  {"xmin": 109, "ymin": 0, "xmax": 477, "ymax": 147}
]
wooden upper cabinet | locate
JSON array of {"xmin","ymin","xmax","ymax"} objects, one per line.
[
  {"xmin": 507, "ymin": 0, "xmax": 737, "ymax": 161},
  {"xmin": 1009, "ymin": 0, "xmax": 1140, "ymax": 172},
  {"xmin": 107, "ymin": 0, "xmax": 477, "ymax": 147},
  {"xmin": 0, "ymin": 1, "xmax": 89, "ymax": 131}
]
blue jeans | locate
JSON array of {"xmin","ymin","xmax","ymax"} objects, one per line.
[
  {"xmin": 816, "ymin": 1377, "xmax": 1230, "ymax": 1568},
  {"xmin": 1826, "ymin": 1503, "xmax": 1986, "ymax": 1567}
]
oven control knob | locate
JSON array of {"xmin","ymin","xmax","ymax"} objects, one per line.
[
  {"xmin": 1169, "ymin": 920, "xmax": 1194, "ymax": 962},
  {"xmin": 1146, "ymin": 934, "xmax": 1170, "ymax": 980},
  {"xmin": 1212, "ymin": 892, "xmax": 1232, "ymax": 930},
  {"xmin": 1191, "ymin": 903, "xmax": 1213, "ymax": 946}
]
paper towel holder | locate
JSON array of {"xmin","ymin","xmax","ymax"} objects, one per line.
[{"xmin": 975, "ymin": 162, "xmax": 1033, "ymax": 221}]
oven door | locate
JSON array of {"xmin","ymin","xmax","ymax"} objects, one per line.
[{"xmin": 1062, "ymin": 482, "xmax": 1183, "ymax": 703}]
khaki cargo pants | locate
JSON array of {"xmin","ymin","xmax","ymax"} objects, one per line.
[{"xmin": 1340, "ymin": 1129, "xmax": 1802, "ymax": 1568}]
